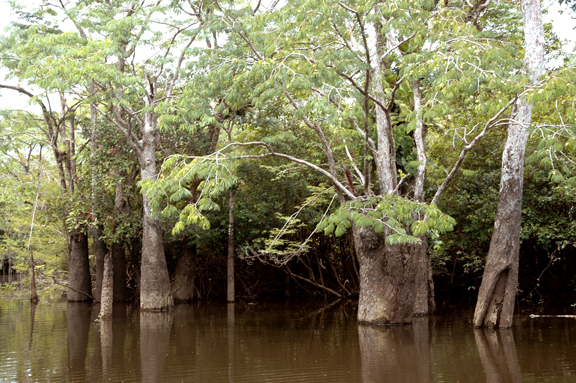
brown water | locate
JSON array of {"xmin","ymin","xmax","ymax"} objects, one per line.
[{"xmin": 0, "ymin": 299, "xmax": 575, "ymax": 382}]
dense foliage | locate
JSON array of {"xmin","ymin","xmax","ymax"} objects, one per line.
[{"xmin": 0, "ymin": 0, "xmax": 574, "ymax": 305}]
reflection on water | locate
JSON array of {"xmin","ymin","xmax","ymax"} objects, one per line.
[
  {"xmin": 475, "ymin": 329, "xmax": 522, "ymax": 383},
  {"xmin": 359, "ymin": 317, "xmax": 432, "ymax": 383},
  {"xmin": 67, "ymin": 302, "xmax": 92, "ymax": 381},
  {"xmin": 1, "ymin": 299, "xmax": 576, "ymax": 382},
  {"xmin": 141, "ymin": 311, "xmax": 173, "ymax": 383}
]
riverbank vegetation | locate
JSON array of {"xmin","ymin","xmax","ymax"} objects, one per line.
[{"xmin": 0, "ymin": 0, "xmax": 574, "ymax": 326}]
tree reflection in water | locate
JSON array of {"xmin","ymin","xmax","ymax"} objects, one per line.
[
  {"xmin": 66, "ymin": 302, "xmax": 92, "ymax": 381},
  {"xmin": 140, "ymin": 311, "xmax": 173, "ymax": 383},
  {"xmin": 358, "ymin": 316, "xmax": 433, "ymax": 383},
  {"xmin": 227, "ymin": 302, "xmax": 235, "ymax": 383},
  {"xmin": 474, "ymin": 329, "xmax": 522, "ymax": 383}
]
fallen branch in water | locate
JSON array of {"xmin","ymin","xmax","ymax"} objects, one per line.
[
  {"xmin": 530, "ymin": 314, "xmax": 576, "ymax": 318},
  {"xmin": 50, "ymin": 276, "xmax": 94, "ymax": 300}
]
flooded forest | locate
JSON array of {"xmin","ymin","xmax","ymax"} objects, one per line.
[{"xmin": 0, "ymin": 0, "xmax": 575, "ymax": 381}]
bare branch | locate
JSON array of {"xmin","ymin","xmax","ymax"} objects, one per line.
[
  {"xmin": 431, "ymin": 93, "xmax": 521, "ymax": 205},
  {"xmin": 209, "ymin": 141, "xmax": 356, "ymax": 200}
]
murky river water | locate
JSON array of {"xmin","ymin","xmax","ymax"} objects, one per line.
[{"xmin": 0, "ymin": 298, "xmax": 575, "ymax": 382}]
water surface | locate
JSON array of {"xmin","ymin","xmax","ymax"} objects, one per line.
[{"xmin": 0, "ymin": 299, "xmax": 575, "ymax": 382}]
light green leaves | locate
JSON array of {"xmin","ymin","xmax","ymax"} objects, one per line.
[{"xmin": 316, "ymin": 195, "xmax": 456, "ymax": 244}]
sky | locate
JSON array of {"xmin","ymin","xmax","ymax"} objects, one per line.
[{"xmin": 0, "ymin": 0, "xmax": 574, "ymax": 112}]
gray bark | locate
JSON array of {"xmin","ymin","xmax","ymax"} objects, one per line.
[
  {"xmin": 99, "ymin": 252, "xmax": 113, "ymax": 319},
  {"xmin": 139, "ymin": 111, "xmax": 173, "ymax": 311},
  {"xmin": 473, "ymin": 0, "xmax": 545, "ymax": 328}
]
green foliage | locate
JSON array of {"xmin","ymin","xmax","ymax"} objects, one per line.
[{"xmin": 316, "ymin": 194, "xmax": 455, "ymax": 245}]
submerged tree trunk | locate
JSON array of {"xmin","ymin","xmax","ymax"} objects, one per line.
[
  {"xmin": 353, "ymin": 226, "xmax": 416, "ymax": 324},
  {"xmin": 139, "ymin": 112, "xmax": 173, "ymax": 311},
  {"xmin": 99, "ymin": 252, "xmax": 113, "ymax": 319},
  {"xmin": 172, "ymin": 240, "xmax": 196, "ymax": 302},
  {"xmin": 473, "ymin": 0, "xmax": 545, "ymax": 328},
  {"xmin": 68, "ymin": 230, "xmax": 92, "ymax": 302}
]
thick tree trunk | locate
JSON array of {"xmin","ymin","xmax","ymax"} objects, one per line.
[
  {"xmin": 93, "ymin": 225, "xmax": 106, "ymax": 302},
  {"xmin": 473, "ymin": 0, "xmax": 544, "ymax": 328},
  {"xmin": 413, "ymin": 237, "xmax": 435, "ymax": 316},
  {"xmin": 172, "ymin": 240, "xmax": 196, "ymax": 302},
  {"xmin": 99, "ymin": 252, "xmax": 113, "ymax": 319},
  {"xmin": 227, "ymin": 190, "xmax": 235, "ymax": 303},
  {"xmin": 139, "ymin": 114, "xmax": 173, "ymax": 311},
  {"xmin": 353, "ymin": 226, "xmax": 416, "ymax": 324},
  {"xmin": 68, "ymin": 230, "xmax": 92, "ymax": 302}
]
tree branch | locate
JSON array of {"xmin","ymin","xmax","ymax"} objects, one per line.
[
  {"xmin": 212, "ymin": 141, "xmax": 356, "ymax": 200},
  {"xmin": 431, "ymin": 93, "xmax": 520, "ymax": 205}
]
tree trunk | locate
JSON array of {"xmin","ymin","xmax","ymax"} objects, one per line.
[
  {"xmin": 111, "ymin": 241, "xmax": 126, "ymax": 302},
  {"xmin": 353, "ymin": 226, "xmax": 416, "ymax": 324},
  {"xmin": 93, "ymin": 225, "xmax": 106, "ymax": 302},
  {"xmin": 68, "ymin": 230, "xmax": 92, "ymax": 302},
  {"xmin": 413, "ymin": 236, "xmax": 435, "ymax": 316},
  {"xmin": 172, "ymin": 239, "xmax": 196, "ymax": 302},
  {"xmin": 90, "ymin": 80, "xmax": 106, "ymax": 303},
  {"xmin": 227, "ymin": 190, "xmax": 235, "ymax": 303},
  {"xmin": 410, "ymin": 80, "xmax": 435, "ymax": 316},
  {"xmin": 473, "ymin": 0, "xmax": 545, "ymax": 328},
  {"xmin": 29, "ymin": 251, "xmax": 39, "ymax": 304},
  {"xmin": 111, "ymin": 170, "xmax": 128, "ymax": 302},
  {"xmin": 99, "ymin": 252, "xmax": 113, "ymax": 319},
  {"xmin": 139, "ymin": 114, "xmax": 173, "ymax": 311}
]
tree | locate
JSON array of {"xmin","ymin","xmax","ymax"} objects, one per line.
[
  {"xmin": 474, "ymin": 0, "xmax": 558, "ymax": 328},
  {"xmin": 34, "ymin": 0, "xmax": 216, "ymax": 310},
  {"xmin": 143, "ymin": 0, "xmax": 525, "ymax": 324}
]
